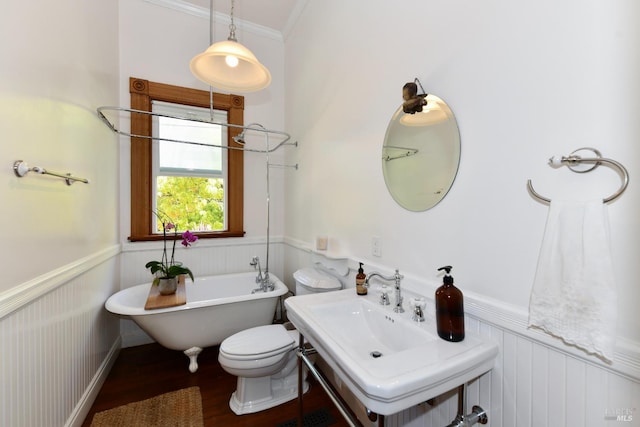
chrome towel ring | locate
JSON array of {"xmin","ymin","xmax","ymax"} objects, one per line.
[{"xmin": 527, "ymin": 147, "xmax": 629, "ymax": 204}]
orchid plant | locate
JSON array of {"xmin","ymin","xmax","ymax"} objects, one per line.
[{"xmin": 145, "ymin": 211, "xmax": 198, "ymax": 285}]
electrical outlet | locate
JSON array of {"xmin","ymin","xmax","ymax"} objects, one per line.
[{"xmin": 372, "ymin": 236, "xmax": 381, "ymax": 257}]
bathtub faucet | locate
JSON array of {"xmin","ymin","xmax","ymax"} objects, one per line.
[{"xmin": 250, "ymin": 256, "xmax": 273, "ymax": 293}]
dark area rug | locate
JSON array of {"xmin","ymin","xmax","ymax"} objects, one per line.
[{"xmin": 276, "ymin": 407, "xmax": 336, "ymax": 427}]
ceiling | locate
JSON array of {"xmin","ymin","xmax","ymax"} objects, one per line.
[{"xmin": 181, "ymin": 0, "xmax": 300, "ymax": 33}]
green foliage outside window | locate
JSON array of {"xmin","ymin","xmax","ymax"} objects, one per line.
[{"xmin": 156, "ymin": 176, "xmax": 224, "ymax": 232}]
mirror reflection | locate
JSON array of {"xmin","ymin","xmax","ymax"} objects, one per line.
[{"xmin": 382, "ymin": 88, "xmax": 460, "ymax": 212}]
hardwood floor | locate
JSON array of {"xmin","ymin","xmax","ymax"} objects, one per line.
[{"xmin": 82, "ymin": 343, "xmax": 351, "ymax": 427}]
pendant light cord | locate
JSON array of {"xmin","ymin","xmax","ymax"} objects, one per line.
[
  {"xmin": 209, "ymin": 0, "xmax": 214, "ymax": 120},
  {"xmin": 228, "ymin": 0, "xmax": 237, "ymax": 41},
  {"xmin": 209, "ymin": 0, "xmax": 214, "ymax": 46}
]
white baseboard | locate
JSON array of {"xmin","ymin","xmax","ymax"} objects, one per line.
[{"xmin": 64, "ymin": 337, "xmax": 122, "ymax": 427}]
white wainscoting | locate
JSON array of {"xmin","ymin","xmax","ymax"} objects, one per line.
[
  {"xmin": 283, "ymin": 240, "xmax": 640, "ymax": 427},
  {"xmin": 10, "ymin": 239, "xmax": 630, "ymax": 427},
  {"xmin": 0, "ymin": 245, "xmax": 121, "ymax": 427},
  {"xmin": 0, "ymin": 238, "xmax": 287, "ymax": 426}
]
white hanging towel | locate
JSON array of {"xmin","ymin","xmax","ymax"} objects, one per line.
[{"xmin": 528, "ymin": 199, "xmax": 617, "ymax": 362}]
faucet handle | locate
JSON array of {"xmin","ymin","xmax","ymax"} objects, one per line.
[
  {"xmin": 378, "ymin": 285, "xmax": 390, "ymax": 305},
  {"xmin": 409, "ymin": 297, "xmax": 426, "ymax": 308},
  {"xmin": 380, "ymin": 293, "xmax": 390, "ymax": 306},
  {"xmin": 410, "ymin": 297, "xmax": 426, "ymax": 322}
]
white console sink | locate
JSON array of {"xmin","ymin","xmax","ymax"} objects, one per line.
[{"xmin": 285, "ymin": 288, "xmax": 498, "ymax": 415}]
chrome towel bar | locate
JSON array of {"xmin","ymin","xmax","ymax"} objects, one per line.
[
  {"xmin": 13, "ymin": 160, "xmax": 89, "ymax": 185},
  {"xmin": 527, "ymin": 147, "xmax": 628, "ymax": 204}
]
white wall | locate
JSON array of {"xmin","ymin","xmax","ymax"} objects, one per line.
[
  {"xmin": 118, "ymin": 0, "xmax": 288, "ymax": 247},
  {"xmin": 283, "ymin": 0, "xmax": 640, "ymax": 425},
  {"xmin": 0, "ymin": 0, "xmax": 120, "ymax": 291},
  {"xmin": 0, "ymin": 0, "xmax": 121, "ymax": 426},
  {"xmin": 284, "ymin": 0, "xmax": 640, "ymax": 348}
]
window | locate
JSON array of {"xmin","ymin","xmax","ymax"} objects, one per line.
[
  {"xmin": 153, "ymin": 101, "xmax": 227, "ymax": 232},
  {"xmin": 129, "ymin": 77, "xmax": 245, "ymax": 241}
]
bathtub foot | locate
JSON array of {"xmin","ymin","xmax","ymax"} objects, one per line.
[{"xmin": 184, "ymin": 347, "xmax": 203, "ymax": 373}]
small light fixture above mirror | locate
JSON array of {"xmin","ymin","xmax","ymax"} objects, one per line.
[
  {"xmin": 400, "ymin": 78, "xmax": 448, "ymax": 126},
  {"xmin": 190, "ymin": 0, "xmax": 272, "ymax": 93},
  {"xmin": 402, "ymin": 78, "xmax": 428, "ymax": 114}
]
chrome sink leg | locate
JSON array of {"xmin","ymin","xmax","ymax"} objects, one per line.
[
  {"xmin": 298, "ymin": 333, "xmax": 304, "ymax": 427},
  {"xmin": 297, "ymin": 335, "xmax": 360, "ymax": 427}
]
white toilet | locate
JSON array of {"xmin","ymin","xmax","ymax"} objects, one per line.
[
  {"xmin": 218, "ymin": 266, "xmax": 342, "ymax": 415},
  {"xmin": 293, "ymin": 267, "xmax": 344, "ymax": 296}
]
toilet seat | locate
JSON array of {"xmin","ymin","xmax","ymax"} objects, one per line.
[{"xmin": 219, "ymin": 324, "xmax": 295, "ymax": 361}]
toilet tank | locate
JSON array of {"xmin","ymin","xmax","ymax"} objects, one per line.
[{"xmin": 293, "ymin": 268, "xmax": 342, "ymax": 295}]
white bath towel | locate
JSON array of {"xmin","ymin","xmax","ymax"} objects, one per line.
[{"xmin": 528, "ymin": 199, "xmax": 617, "ymax": 362}]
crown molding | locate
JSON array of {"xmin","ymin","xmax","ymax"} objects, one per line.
[{"xmin": 143, "ymin": 0, "xmax": 284, "ymax": 42}]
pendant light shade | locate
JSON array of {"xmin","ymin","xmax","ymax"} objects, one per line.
[
  {"xmin": 190, "ymin": 0, "xmax": 271, "ymax": 93},
  {"xmin": 190, "ymin": 39, "xmax": 271, "ymax": 92}
]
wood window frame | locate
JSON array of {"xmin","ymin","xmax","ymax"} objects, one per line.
[{"xmin": 129, "ymin": 77, "xmax": 245, "ymax": 241}]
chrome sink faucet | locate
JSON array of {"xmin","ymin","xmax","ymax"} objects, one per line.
[
  {"xmin": 366, "ymin": 269, "xmax": 404, "ymax": 313},
  {"xmin": 250, "ymin": 256, "xmax": 273, "ymax": 293}
]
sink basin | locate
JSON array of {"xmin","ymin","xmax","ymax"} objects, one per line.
[
  {"xmin": 309, "ymin": 298, "xmax": 439, "ymax": 361},
  {"xmin": 285, "ymin": 289, "xmax": 498, "ymax": 415}
]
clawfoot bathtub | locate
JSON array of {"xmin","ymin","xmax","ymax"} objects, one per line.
[{"xmin": 106, "ymin": 272, "xmax": 289, "ymax": 372}]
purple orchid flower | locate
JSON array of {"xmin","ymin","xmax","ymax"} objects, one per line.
[{"xmin": 181, "ymin": 230, "xmax": 198, "ymax": 247}]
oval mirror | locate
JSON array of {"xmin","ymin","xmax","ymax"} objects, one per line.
[{"xmin": 382, "ymin": 93, "xmax": 460, "ymax": 211}]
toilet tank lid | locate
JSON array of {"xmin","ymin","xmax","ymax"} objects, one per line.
[
  {"xmin": 293, "ymin": 267, "xmax": 341, "ymax": 289},
  {"xmin": 220, "ymin": 324, "xmax": 294, "ymax": 357}
]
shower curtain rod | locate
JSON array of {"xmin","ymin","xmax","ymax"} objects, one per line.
[{"xmin": 96, "ymin": 106, "xmax": 296, "ymax": 154}]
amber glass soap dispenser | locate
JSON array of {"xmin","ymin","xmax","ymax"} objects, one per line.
[
  {"xmin": 356, "ymin": 262, "xmax": 367, "ymax": 295},
  {"xmin": 435, "ymin": 265, "xmax": 465, "ymax": 342}
]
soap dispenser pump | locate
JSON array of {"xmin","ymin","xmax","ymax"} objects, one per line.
[{"xmin": 435, "ymin": 265, "xmax": 465, "ymax": 342}]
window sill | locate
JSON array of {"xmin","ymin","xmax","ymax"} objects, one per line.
[{"xmin": 128, "ymin": 230, "xmax": 246, "ymax": 242}]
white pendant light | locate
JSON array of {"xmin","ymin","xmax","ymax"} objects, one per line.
[{"xmin": 190, "ymin": 0, "xmax": 271, "ymax": 93}]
